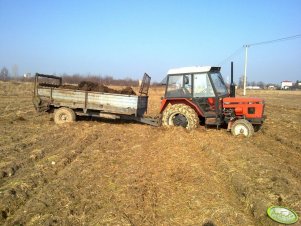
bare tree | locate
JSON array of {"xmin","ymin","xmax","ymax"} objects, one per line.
[
  {"xmin": 256, "ymin": 81, "xmax": 265, "ymax": 89},
  {"xmin": 0, "ymin": 67, "xmax": 9, "ymax": 81},
  {"xmin": 250, "ymin": 81, "xmax": 256, "ymax": 86},
  {"xmin": 238, "ymin": 75, "xmax": 245, "ymax": 88}
]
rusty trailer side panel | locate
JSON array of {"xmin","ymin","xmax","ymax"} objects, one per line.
[{"xmin": 37, "ymin": 87, "xmax": 148, "ymax": 116}]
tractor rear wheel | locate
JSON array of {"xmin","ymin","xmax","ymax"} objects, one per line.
[
  {"xmin": 231, "ymin": 119, "xmax": 254, "ymax": 137},
  {"xmin": 54, "ymin": 107, "xmax": 76, "ymax": 124},
  {"xmin": 162, "ymin": 104, "xmax": 199, "ymax": 129}
]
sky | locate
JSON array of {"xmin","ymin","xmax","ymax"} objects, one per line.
[{"xmin": 0, "ymin": 0, "xmax": 301, "ymax": 84}]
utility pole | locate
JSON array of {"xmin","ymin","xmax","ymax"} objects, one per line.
[
  {"xmin": 242, "ymin": 34, "xmax": 301, "ymax": 96},
  {"xmin": 243, "ymin": 45, "xmax": 249, "ymax": 96}
]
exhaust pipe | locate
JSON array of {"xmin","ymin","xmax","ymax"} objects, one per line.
[{"xmin": 230, "ymin": 61, "xmax": 235, "ymax": 97}]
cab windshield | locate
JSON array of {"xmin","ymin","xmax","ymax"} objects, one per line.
[{"xmin": 210, "ymin": 73, "xmax": 228, "ymax": 96}]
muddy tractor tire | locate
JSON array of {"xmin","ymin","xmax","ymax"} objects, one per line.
[
  {"xmin": 162, "ymin": 104, "xmax": 199, "ymax": 129},
  {"xmin": 231, "ymin": 119, "xmax": 254, "ymax": 137},
  {"xmin": 54, "ymin": 107, "xmax": 76, "ymax": 124}
]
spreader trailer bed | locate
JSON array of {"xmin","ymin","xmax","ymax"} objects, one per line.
[{"xmin": 33, "ymin": 73, "xmax": 159, "ymax": 126}]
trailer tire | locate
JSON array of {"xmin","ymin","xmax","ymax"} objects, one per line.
[
  {"xmin": 54, "ymin": 107, "xmax": 76, "ymax": 124},
  {"xmin": 162, "ymin": 104, "xmax": 199, "ymax": 129},
  {"xmin": 32, "ymin": 96, "xmax": 41, "ymax": 111},
  {"xmin": 231, "ymin": 119, "xmax": 254, "ymax": 137}
]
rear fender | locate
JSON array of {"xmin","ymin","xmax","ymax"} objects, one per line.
[{"xmin": 160, "ymin": 98, "xmax": 204, "ymax": 117}]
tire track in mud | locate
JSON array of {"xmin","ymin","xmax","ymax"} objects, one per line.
[
  {"xmin": 1, "ymin": 122, "xmax": 135, "ymax": 225},
  {"xmin": 152, "ymin": 129, "xmax": 254, "ymax": 225},
  {"xmin": 2, "ymin": 123, "xmax": 258, "ymax": 226},
  {"xmin": 0, "ymin": 114, "xmax": 66, "ymax": 184},
  {"xmin": 79, "ymin": 126, "xmax": 257, "ymax": 226},
  {"xmin": 257, "ymin": 130, "xmax": 301, "ymax": 179},
  {"xmin": 255, "ymin": 129, "xmax": 301, "ymax": 199},
  {"xmin": 264, "ymin": 103, "xmax": 301, "ymax": 151},
  {"xmin": 146, "ymin": 129, "xmax": 257, "ymax": 226},
  {"xmin": 0, "ymin": 121, "xmax": 101, "ymax": 225},
  {"xmin": 0, "ymin": 127, "xmax": 39, "ymax": 182},
  {"xmin": 202, "ymin": 131, "xmax": 301, "ymax": 226},
  {"xmin": 0, "ymin": 96, "xmax": 39, "ymax": 181}
]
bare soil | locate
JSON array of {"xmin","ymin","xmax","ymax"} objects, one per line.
[{"xmin": 0, "ymin": 81, "xmax": 300, "ymax": 226}]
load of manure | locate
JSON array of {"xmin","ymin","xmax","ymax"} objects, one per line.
[{"xmin": 54, "ymin": 81, "xmax": 136, "ymax": 95}]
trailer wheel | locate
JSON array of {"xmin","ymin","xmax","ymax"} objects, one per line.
[
  {"xmin": 32, "ymin": 96, "xmax": 41, "ymax": 111},
  {"xmin": 54, "ymin": 107, "xmax": 76, "ymax": 124},
  {"xmin": 162, "ymin": 104, "xmax": 199, "ymax": 129},
  {"xmin": 231, "ymin": 119, "xmax": 254, "ymax": 137}
]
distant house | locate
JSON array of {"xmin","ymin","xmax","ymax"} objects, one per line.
[
  {"xmin": 267, "ymin": 85, "xmax": 276, "ymax": 90},
  {"xmin": 246, "ymin": 86, "xmax": 261, "ymax": 90},
  {"xmin": 281, "ymin": 81, "xmax": 293, "ymax": 89},
  {"xmin": 23, "ymin": 73, "xmax": 31, "ymax": 78}
]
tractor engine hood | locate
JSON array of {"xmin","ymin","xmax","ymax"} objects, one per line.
[
  {"xmin": 223, "ymin": 97, "xmax": 264, "ymax": 105},
  {"xmin": 223, "ymin": 97, "xmax": 265, "ymax": 119}
]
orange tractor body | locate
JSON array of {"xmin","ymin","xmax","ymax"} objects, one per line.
[{"xmin": 160, "ymin": 65, "xmax": 265, "ymax": 137}]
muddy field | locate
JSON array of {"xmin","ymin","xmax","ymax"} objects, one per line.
[{"xmin": 0, "ymin": 81, "xmax": 300, "ymax": 226}]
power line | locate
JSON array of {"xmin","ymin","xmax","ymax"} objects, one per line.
[
  {"xmin": 218, "ymin": 34, "xmax": 301, "ymax": 66},
  {"xmin": 242, "ymin": 33, "xmax": 301, "ymax": 96},
  {"xmin": 218, "ymin": 47, "xmax": 243, "ymax": 66},
  {"xmin": 245, "ymin": 34, "xmax": 301, "ymax": 47}
]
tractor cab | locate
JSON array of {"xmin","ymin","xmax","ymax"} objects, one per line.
[
  {"xmin": 160, "ymin": 65, "xmax": 265, "ymax": 137},
  {"xmin": 162, "ymin": 66, "xmax": 228, "ymax": 124},
  {"xmin": 165, "ymin": 66, "xmax": 227, "ymax": 99}
]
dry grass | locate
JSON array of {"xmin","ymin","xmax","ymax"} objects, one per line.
[{"xmin": 0, "ymin": 81, "xmax": 300, "ymax": 226}]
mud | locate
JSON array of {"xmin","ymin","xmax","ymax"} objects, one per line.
[
  {"xmin": 0, "ymin": 82, "xmax": 300, "ymax": 226},
  {"xmin": 57, "ymin": 81, "xmax": 136, "ymax": 95}
]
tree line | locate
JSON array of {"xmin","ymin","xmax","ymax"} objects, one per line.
[
  {"xmin": 0, "ymin": 67, "xmax": 140, "ymax": 86},
  {"xmin": 1, "ymin": 66, "xmax": 299, "ymax": 89}
]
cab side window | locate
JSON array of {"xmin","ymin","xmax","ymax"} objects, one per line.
[{"xmin": 166, "ymin": 74, "xmax": 192, "ymax": 97}]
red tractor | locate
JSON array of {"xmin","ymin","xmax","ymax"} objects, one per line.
[{"xmin": 160, "ymin": 63, "xmax": 265, "ymax": 137}]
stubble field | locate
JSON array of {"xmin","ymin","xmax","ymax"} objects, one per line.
[{"xmin": 0, "ymin": 81, "xmax": 301, "ymax": 226}]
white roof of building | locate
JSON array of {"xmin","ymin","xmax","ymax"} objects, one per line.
[{"xmin": 167, "ymin": 66, "xmax": 220, "ymax": 75}]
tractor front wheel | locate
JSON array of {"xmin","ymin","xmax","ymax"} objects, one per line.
[
  {"xmin": 231, "ymin": 119, "xmax": 254, "ymax": 137},
  {"xmin": 162, "ymin": 104, "xmax": 199, "ymax": 129},
  {"xmin": 54, "ymin": 107, "xmax": 76, "ymax": 124}
]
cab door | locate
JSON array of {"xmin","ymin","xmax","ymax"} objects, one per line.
[{"xmin": 192, "ymin": 73, "xmax": 216, "ymax": 114}]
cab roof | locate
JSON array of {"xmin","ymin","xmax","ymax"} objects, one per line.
[{"xmin": 167, "ymin": 66, "xmax": 221, "ymax": 75}]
